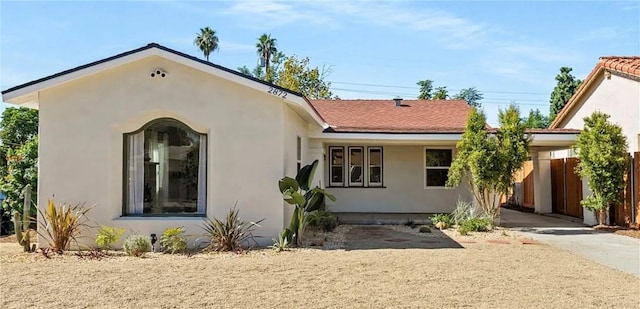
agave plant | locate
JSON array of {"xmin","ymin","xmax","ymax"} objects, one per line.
[
  {"xmin": 36, "ymin": 199, "xmax": 93, "ymax": 254},
  {"xmin": 202, "ymin": 206, "xmax": 263, "ymax": 252},
  {"xmin": 279, "ymin": 160, "xmax": 336, "ymax": 247}
]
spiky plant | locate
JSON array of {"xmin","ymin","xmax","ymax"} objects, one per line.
[
  {"xmin": 37, "ymin": 199, "xmax": 92, "ymax": 254},
  {"xmin": 202, "ymin": 206, "xmax": 263, "ymax": 252}
]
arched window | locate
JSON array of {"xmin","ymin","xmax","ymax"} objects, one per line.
[{"xmin": 124, "ymin": 118, "xmax": 206, "ymax": 216}]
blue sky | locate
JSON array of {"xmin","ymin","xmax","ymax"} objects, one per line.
[{"xmin": 1, "ymin": 0, "xmax": 638, "ymax": 125}]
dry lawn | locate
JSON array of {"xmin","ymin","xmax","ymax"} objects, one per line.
[{"xmin": 1, "ymin": 230, "xmax": 639, "ymax": 309}]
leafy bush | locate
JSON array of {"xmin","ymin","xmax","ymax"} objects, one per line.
[
  {"xmin": 95, "ymin": 226, "xmax": 125, "ymax": 250},
  {"xmin": 37, "ymin": 199, "xmax": 92, "ymax": 254},
  {"xmin": 451, "ymin": 198, "xmax": 476, "ymax": 225},
  {"xmin": 458, "ymin": 217, "xmax": 493, "ymax": 235},
  {"xmin": 159, "ymin": 227, "xmax": 188, "ymax": 254},
  {"xmin": 306, "ymin": 210, "xmax": 338, "ymax": 232},
  {"xmin": 430, "ymin": 213, "xmax": 452, "ymax": 229},
  {"xmin": 202, "ymin": 206, "xmax": 263, "ymax": 252},
  {"xmin": 123, "ymin": 235, "xmax": 152, "ymax": 257},
  {"xmin": 270, "ymin": 233, "xmax": 289, "ymax": 252}
]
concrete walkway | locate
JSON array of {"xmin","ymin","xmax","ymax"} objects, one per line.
[{"xmin": 501, "ymin": 208, "xmax": 640, "ymax": 277}]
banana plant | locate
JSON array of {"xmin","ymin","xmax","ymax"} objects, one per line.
[{"xmin": 278, "ymin": 160, "xmax": 336, "ymax": 247}]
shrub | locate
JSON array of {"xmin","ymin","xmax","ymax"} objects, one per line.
[
  {"xmin": 306, "ymin": 210, "xmax": 338, "ymax": 232},
  {"xmin": 123, "ymin": 235, "xmax": 152, "ymax": 257},
  {"xmin": 37, "ymin": 199, "xmax": 92, "ymax": 254},
  {"xmin": 159, "ymin": 227, "xmax": 188, "ymax": 254},
  {"xmin": 451, "ymin": 198, "xmax": 476, "ymax": 225},
  {"xmin": 202, "ymin": 206, "xmax": 263, "ymax": 252},
  {"xmin": 458, "ymin": 217, "xmax": 493, "ymax": 235},
  {"xmin": 270, "ymin": 233, "xmax": 290, "ymax": 252},
  {"xmin": 430, "ymin": 213, "xmax": 452, "ymax": 229},
  {"xmin": 95, "ymin": 226, "xmax": 125, "ymax": 250}
]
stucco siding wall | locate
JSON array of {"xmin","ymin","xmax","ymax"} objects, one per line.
[
  {"xmin": 560, "ymin": 74, "xmax": 640, "ymax": 152},
  {"xmin": 324, "ymin": 145, "xmax": 470, "ymax": 213},
  {"xmin": 282, "ymin": 105, "xmax": 310, "ymax": 227},
  {"xmin": 38, "ymin": 56, "xmax": 286, "ymax": 246}
]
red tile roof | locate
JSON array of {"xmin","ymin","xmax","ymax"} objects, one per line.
[
  {"xmin": 599, "ymin": 56, "xmax": 640, "ymax": 78},
  {"xmin": 310, "ymin": 99, "xmax": 472, "ymax": 133},
  {"xmin": 550, "ymin": 56, "xmax": 640, "ymax": 128}
]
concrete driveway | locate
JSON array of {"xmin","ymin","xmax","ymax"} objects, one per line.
[{"xmin": 501, "ymin": 208, "xmax": 640, "ymax": 277}]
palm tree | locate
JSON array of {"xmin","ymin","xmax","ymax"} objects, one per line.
[
  {"xmin": 256, "ymin": 33, "xmax": 278, "ymax": 81},
  {"xmin": 193, "ymin": 27, "xmax": 219, "ymax": 61}
]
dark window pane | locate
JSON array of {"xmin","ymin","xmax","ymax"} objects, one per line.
[
  {"xmin": 331, "ymin": 166, "xmax": 343, "ymax": 183},
  {"xmin": 369, "ymin": 166, "xmax": 382, "ymax": 183},
  {"xmin": 296, "ymin": 136, "xmax": 302, "ymax": 161},
  {"xmin": 350, "ymin": 166, "xmax": 363, "ymax": 183},
  {"xmin": 349, "ymin": 148, "xmax": 363, "ymax": 165},
  {"xmin": 369, "ymin": 148, "xmax": 381, "ymax": 165},
  {"xmin": 331, "ymin": 148, "xmax": 343, "ymax": 165},
  {"xmin": 426, "ymin": 150, "xmax": 452, "ymax": 167},
  {"xmin": 426, "ymin": 169, "xmax": 449, "ymax": 187}
]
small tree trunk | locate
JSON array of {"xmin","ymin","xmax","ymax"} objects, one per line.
[{"xmin": 597, "ymin": 209, "xmax": 607, "ymax": 226}]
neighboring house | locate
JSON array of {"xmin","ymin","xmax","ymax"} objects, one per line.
[
  {"xmin": 1, "ymin": 43, "xmax": 577, "ymax": 245},
  {"xmin": 549, "ymin": 56, "xmax": 640, "ymax": 226}
]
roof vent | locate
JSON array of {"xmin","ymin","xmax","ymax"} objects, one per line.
[{"xmin": 393, "ymin": 96, "xmax": 403, "ymax": 107}]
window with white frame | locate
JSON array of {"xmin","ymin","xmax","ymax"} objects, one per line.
[
  {"xmin": 348, "ymin": 147, "xmax": 364, "ymax": 186},
  {"xmin": 425, "ymin": 149, "xmax": 452, "ymax": 187},
  {"xmin": 329, "ymin": 147, "xmax": 344, "ymax": 186},
  {"xmin": 123, "ymin": 118, "xmax": 206, "ymax": 216},
  {"xmin": 296, "ymin": 136, "xmax": 302, "ymax": 173},
  {"xmin": 328, "ymin": 146, "xmax": 383, "ymax": 187},
  {"xmin": 368, "ymin": 147, "xmax": 383, "ymax": 186}
]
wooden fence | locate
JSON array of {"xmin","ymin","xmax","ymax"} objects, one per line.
[
  {"xmin": 550, "ymin": 158, "xmax": 583, "ymax": 218},
  {"xmin": 611, "ymin": 152, "xmax": 640, "ymax": 228}
]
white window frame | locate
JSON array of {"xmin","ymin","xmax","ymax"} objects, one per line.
[
  {"xmin": 424, "ymin": 147, "xmax": 453, "ymax": 189},
  {"xmin": 329, "ymin": 146, "xmax": 344, "ymax": 187},
  {"xmin": 348, "ymin": 146, "xmax": 365, "ymax": 187},
  {"xmin": 367, "ymin": 147, "xmax": 383, "ymax": 187}
]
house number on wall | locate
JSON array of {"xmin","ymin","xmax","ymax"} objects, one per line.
[{"xmin": 267, "ymin": 87, "xmax": 287, "ymax": 99}]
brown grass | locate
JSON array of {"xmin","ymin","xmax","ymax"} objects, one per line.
[{"xmin": 1, "ymin": 235, "xmax": 638, "ymax": 309}]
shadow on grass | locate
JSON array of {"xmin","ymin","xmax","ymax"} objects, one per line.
[{"xmin": 343, "ymin": 226, "xmax": 463, "ymax": 250}]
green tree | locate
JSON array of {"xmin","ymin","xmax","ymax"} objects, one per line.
[
  {"xmin": 1, "ymin": 136, "xmax": 38, "ymax": 217},
  {"xmin": 193, "ymin": 27, "xmax": 219, "ymax": 61},
  {"xmin": 237, "ymin": 66, "xmax": 252, "ymax": 76},
  {"xmin": 454, "ymin": 87, "xmax": 484, "ymax": 108},
  {"xmin": 275, "ymin": 55, "xmax": 335, "ymax": 99},
  {"xmin": 574, "ymin": 112, "xmax": 628, "ymax": 226},
  {"xmin": 433, "ymin": 86, "xmax": 449, "ymax": 100},
  {"xmin": 549, "ymin": 67, "xmax": 582, "ymax": 122},
  {"xmin": 446, "ymin": 105, "xmax": 530, "ymax": 222},
  {"xmin": 256, "ymin": 33, "xmax": 278, "ymax": 82},
  {"xmin": 417, "ymin": 79, "xmax": 434, "ymax": 100},
  {"xmin": 523, "ymin": 108, "xmax": 550, "ymax": 128}
]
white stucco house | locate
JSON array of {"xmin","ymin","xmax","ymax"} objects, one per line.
[
  {"xmin": 1, "ymin": 43, "xmax": 578, "ymax": 246},
  {"xmin": 549, "ymin": 56, "xmax": 640, "ymax": 226}
]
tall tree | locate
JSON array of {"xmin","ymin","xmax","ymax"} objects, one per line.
[
  {"xmin": 454, "ymin": 87, "xmax": 484, "ymax": 108},
  {"xmin": 193, "ymin": 27, "xmax": 219, "ymax": 61},
  {"xmin": 256, "ymin": 33, "xmax": 278, "ymax": 82},
  {"xmin": 0, "ymin": 107, "xmax": 39, "ymax": 233},
  {"xmin": 417, "ymin": 79, "xmax": 434, "ymax": 100},
  {"xmin": 433, "ymin": 86, "xmax": 449, "ymax": 100},
  {"xmin": 549, "ymin": 67, "xmax": 582, "ymax": 122},
  {"xmin": 276, "ymin": 55, "xmax": 335, "ymax": 99},
  {"xmin": 522, "ymin": 108, "xmax": 549, "ymax": 128},
  {"xmin": 574, "ymin": 112, "xmax": 628, "ymax": 226},
  {"xmin": 447, "ymin": 105, "xmax": 530, "ymax": 222}
]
